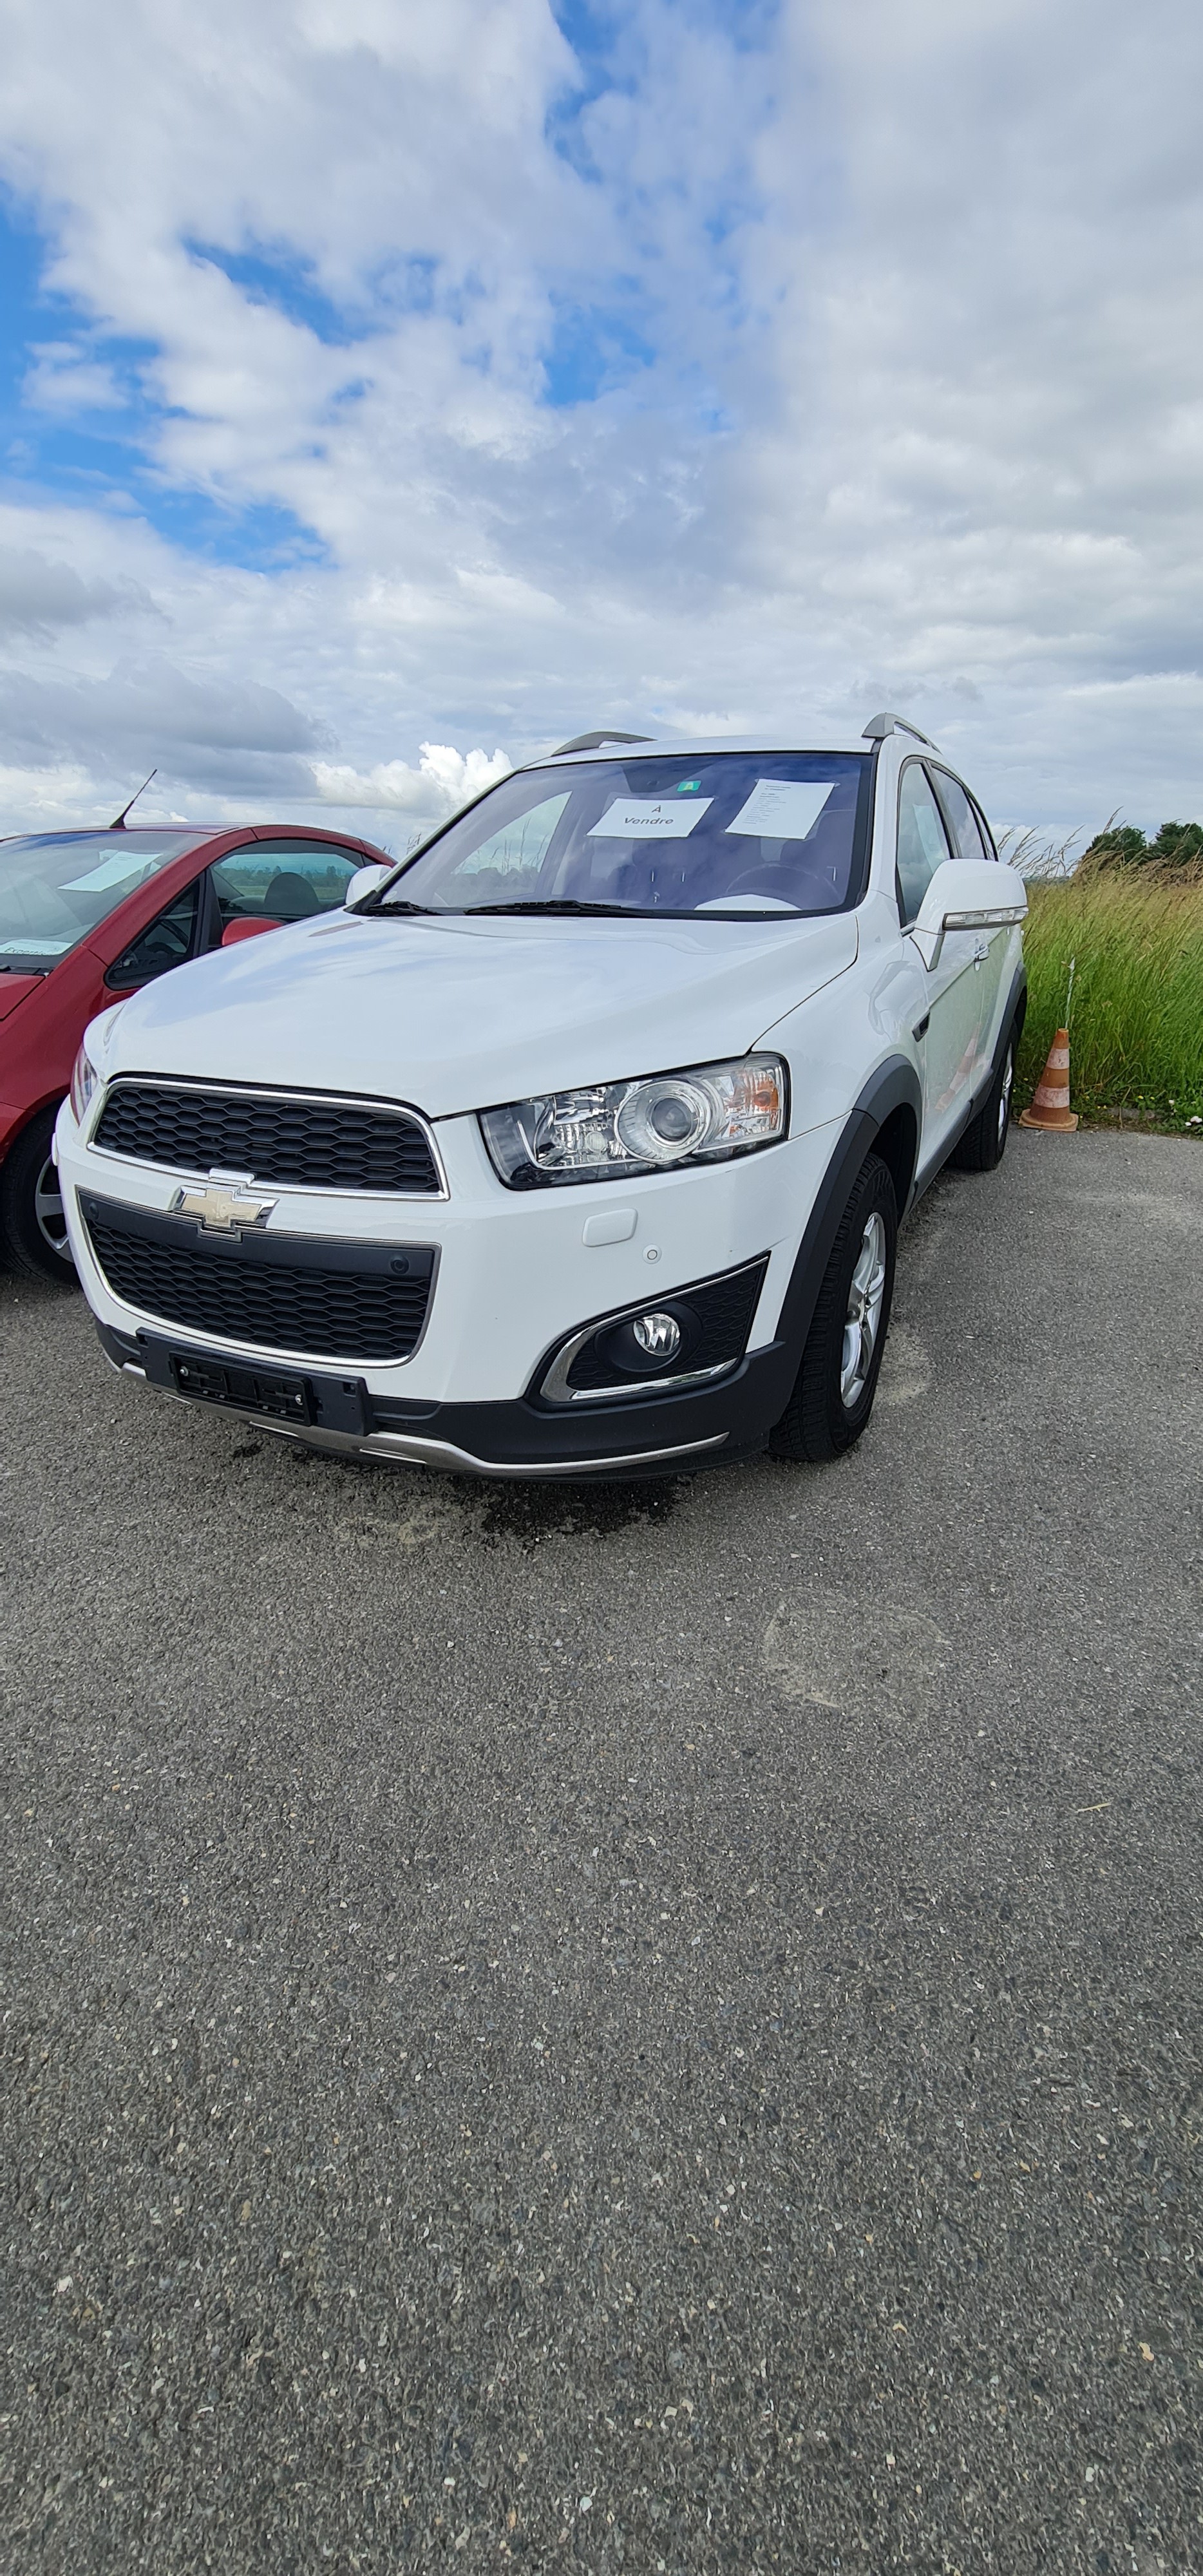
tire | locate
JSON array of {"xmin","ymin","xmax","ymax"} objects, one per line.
[
  {"xmin": 950, "ymin": 1020, "xmax": 1017, "ymax": 1173},
  {"xmin": 768, "ymin": 1151, "xmax": 897, "ymax": 1464},
  {"xmin": 0, "ymin": 1106, "xmax": 79, "ymax": 1283}
]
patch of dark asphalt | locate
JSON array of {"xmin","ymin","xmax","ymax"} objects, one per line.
[
  {"xmin": 462, "ymin": 1474, "xmax": 684, "ymax": 1549},
  {"xmin": 1, "ymin": 1135, "xmax": 1200, "ymax": 2575}
]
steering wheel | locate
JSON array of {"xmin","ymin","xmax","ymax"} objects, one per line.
[{"xmin": 720, "ymin": 863, "xmax": 801, "ymax": 900}]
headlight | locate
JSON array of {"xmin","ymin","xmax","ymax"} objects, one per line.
[
  {"xmin": 70, "ymin": 1003, "xmax": 126, "ymax": 1126},
  {"xmin": 480, "ymin": 1054, "xmax": 787, "ymax": 1189},
  {"xmin": 70, "ymin": 1039, "xmax": 100, "ymax": 1126}
]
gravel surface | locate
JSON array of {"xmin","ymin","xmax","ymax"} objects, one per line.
[{"xmin": 2, "ymin": 1131, "xmax": 1200, "ymax": 2573}]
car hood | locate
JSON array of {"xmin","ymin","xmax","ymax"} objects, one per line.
[{"xmin": 100, "ymin": 909, "xmax": 858, "ymax": 1115}]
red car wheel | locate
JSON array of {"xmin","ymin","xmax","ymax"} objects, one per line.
[{"xmin": 1, "ymin": 1107, "xmax": 79, "ymax": 1283}]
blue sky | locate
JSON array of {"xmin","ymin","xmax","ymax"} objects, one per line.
[
  {"xmin": 0, "ymin": 198, "xmax": 328, "ymax": 568},
  {"xmin": 0, "ymin": 0, "xmax": 1200, "ymax": 841}
]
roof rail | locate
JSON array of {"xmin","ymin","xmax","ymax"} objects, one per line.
[
  {"xmin": 551, "ymin": 730, "xmax": 655, "ymax": 756},
  {"xmin": 862, "ymin": 712, "xmax": 938, "ymax": 750}
]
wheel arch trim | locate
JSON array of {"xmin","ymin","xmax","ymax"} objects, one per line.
[
  {"xmin": 768, "ymin": 1054, "xmax": 918, "ymax": 1383},
  {"xmin": 1001, "ymin": 961, "xmax": 1028, "ymax": 1044}
]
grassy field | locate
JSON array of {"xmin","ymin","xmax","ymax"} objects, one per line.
[{"xmin": 1016, "ymin": 872, "xmax": 1203, "ymax": 1130}]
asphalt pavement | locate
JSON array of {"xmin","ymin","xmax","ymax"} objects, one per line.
[{"xmin": 2, "ymin": 1131, "xmax": 1200, "ymax": 2574}]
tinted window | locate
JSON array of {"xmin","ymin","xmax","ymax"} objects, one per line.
[
  {"xmin": 107, "ymin": 878, "xmax": 202, "ymax": 988},
  {"xmin": 971, "ymin": 794, "xmax": 996, "ymax": 858},
  {"xmin": 931, "ymin": 770, "xmax": 989, "ymax": 864},
  {"xmin": 0, "ymin": 829, "xmax": 207, "ymax": 974},
  {"xmin": 211, "ymin": 840, "xmax": 361, "ymax": 927},
  {"xmin": 379, "ymin": 753, "xmax": 873, "ymax": 918},
  {"xmin": 896, "ymin": 764, "xmax": 952, "ymax": 924}
]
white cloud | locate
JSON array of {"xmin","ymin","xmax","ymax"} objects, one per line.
[
  {"xmin": 23, "ymin": 341, "xmax": 126, "ymax": 412},
  {"xmin": 310, "ymin": 743, "xmax": 510, "ymax": 815},
  {"xmin": 0, "ymin": 544, "xmax": 147, "ymax": 637},
  {"xmin": 0, "ymin": 0, "xmax": 1198, "ymax": 838},
  {"xmin": 0, "ymin": 757, "xmax": 106, "ymax": 822}
]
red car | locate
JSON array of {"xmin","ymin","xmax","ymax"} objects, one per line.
[{"xmin": 0, "ymin": 819, "xmax": 392, "ymax": 1278}]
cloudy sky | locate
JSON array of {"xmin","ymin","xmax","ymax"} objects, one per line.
[{"xmin": 0, "ymin": 0, "xmax": 1198, "ymax": 847}]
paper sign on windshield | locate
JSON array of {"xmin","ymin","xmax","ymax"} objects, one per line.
[
  {"xmin": 589, "ymin": 798, "xmax": 713, "ymax": 839},
  {"xmin": 62, "ymin": 853, "xmax": 158, "ymax": 894},
  {"xmin": 726, "ymin": 780, "xmax": 834, "ymax": 840}
]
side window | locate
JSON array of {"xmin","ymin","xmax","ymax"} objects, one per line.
[
  {"xmin": 442, "ymin": 793, "xmax": 569, "ymax": 898},
  {"xmin": 971, "ymin": 794, "xmax": 997, "ymax": 858},
  {"xmin": 209, "ymin": 840, "xmax": 361, "ymax": 931},
  {"xmin": 106, "ymin": 878, "xmax": 201, "ymax": 989},
  {"xmin": 931, "ymin": 770, "xmax": 989, "ymax": 864},
  {"xmin": 896, "ymin": 764, "xmax": 952, "ymax": 925}
]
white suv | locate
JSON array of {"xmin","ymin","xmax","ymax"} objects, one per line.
[{"xmin": 57, "ymin": 717, "xmax": 1027, "ymax": 1480}]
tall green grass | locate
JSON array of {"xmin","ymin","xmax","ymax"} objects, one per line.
[{"xmin": 1016, "ymin": 874, "xmax": 1203, "ymax": 1128}]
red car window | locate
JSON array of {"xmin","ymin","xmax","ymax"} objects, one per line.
[
  {"xmin": 106, "ymin": 878, "xmax": 204, "ymax": 989},
  {"xmin": 209, "ymin": 840, "xmax": 362, "ymax": 927},
  {"xmin": 0, "ymin": 829, "xmax": 209, "ymax": 975}
]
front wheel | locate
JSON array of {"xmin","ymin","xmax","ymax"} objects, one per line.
[
  {"xmin": 769, "ymin": 1152, "xmax": 897, "ymax": 1463},
  {"xmin": 0, "ymin": 1107, "xmax": 79, "ymax": 1282}
]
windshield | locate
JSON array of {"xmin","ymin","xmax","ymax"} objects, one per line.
[
  {"xmin": 376, "ymin": 752, "xmax": 873, "ymax": 918},
  {"xmin": 0, "ymin": 830, "xmax": 209, "ymax": 973}
]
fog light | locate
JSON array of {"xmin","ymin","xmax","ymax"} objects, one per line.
[
  {"xmin": 631, "ymin": 1311, "xmax": 681, "ymax": 1359},
  {"xmin": 601, "ymin": 1304, "xmax": 697, "ymax": 1379}
]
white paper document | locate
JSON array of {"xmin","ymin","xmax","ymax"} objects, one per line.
[
  {"xmin": 61, "ymin": 853, "xmax": 158, "ymax": 894},
  {"xmin": 725, "ymin": 780, "xmax": 835, "ymax": 840},
  {"xmin": 589, "ymin": 797, "xmax": 713, "ymax": 840},
  {"xmin": 0, "ymin": 936, "xmax": 73, "ymax": 952}
]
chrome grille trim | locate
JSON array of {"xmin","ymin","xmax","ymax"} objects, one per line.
[{"xmin": 90, "ymin": 1074, "xmax": 449, "ymax": 1200}]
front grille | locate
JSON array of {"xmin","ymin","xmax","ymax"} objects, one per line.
[
  {"xmin": 93, "ymin": 1081, "xmax": 441, "ymax": 1195},
  {"xmin": 81, "ymin": 1194, "xmax": 435, "ymax": 1363}
]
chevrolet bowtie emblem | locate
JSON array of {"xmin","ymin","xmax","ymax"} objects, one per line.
[{"xmin": 171, "ymin": 1173, "xmax": 278, "ymax": 1233}]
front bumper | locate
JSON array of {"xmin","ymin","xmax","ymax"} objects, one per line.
[
  {"xmin": 94, "ymin": 1318, "xmax": 799, "ymax": 1477},
  {"xmin": 61, "ymin": 1095, "xmax": 842, "ymax": 1473}
]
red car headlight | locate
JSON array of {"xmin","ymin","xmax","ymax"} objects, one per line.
[{"xmin": 70, "ymin": 1039, "xmax": 99, "ymax": 1126}]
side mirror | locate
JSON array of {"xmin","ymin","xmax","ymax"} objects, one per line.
[
  {"xmin": 910, "ymin": 858, "xmax": 1027, "ymax": 970},
  {"xmin": 344, "ymin": 862, "xmax": 392, "ymax": 908}
]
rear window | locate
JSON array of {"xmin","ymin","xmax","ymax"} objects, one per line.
[
  {"xmin": 0, "ymin": 830, "xmax": 207, "ymax": 974},
  {"xmin": 379, "ymin": 752, "xmax": 874, "ymax": 918}
]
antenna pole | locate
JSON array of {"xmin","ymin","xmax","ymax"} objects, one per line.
[{"xmin": 109, "ymin": 769, "xmax": 157, "ymax": 830}]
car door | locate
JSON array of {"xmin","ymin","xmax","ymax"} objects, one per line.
[
  {"xmin": 929, "ymin": 766, "xmax": 1008, "ymax": 1082},
  {"xmin": 896, "ymin": 760, "xmax": 987, "ymax": 1164}
]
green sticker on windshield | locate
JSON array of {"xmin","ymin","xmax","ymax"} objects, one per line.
[{"xmin": 676, "ymin": 778, "xmax": 702, "ymax": 793}]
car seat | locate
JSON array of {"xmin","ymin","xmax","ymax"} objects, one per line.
[{"xmin": 262, "ymin": 870, "xmax": 321, "ymax": 918}]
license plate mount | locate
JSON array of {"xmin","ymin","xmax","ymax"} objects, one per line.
[
  {"xmin": 169, "ymin": 1350, "xmax": 316, "ymax": 1423},
  {"xmin": 137, "ymin": 1334, "xmax": 369, "ymax": 1434}
]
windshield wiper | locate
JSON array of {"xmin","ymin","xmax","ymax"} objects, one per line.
[
  {"xmin": 465, "ymin": 898, "xmax": 638, "ymax": 917},
  {"xmin": 370, "ymin": 898, "xmax": 436, "ymax": 915}
]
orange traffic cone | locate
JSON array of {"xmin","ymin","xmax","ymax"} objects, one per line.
[{"xmin": 1019, "ymin": 1028, "xmax": 1079, "ymax": 1130}]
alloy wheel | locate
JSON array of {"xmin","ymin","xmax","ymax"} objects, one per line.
[
  {"xmin": 840, "ymin": 1210, "xmax": 887, "ymax": 1408},
  {"xmin": 997, "ymin": 1042, "xmax": 1014, "ymax": 1148},
  {"xmin": 33, "ymin": 1150, "xmax": 73, "ymax": 1263}
]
